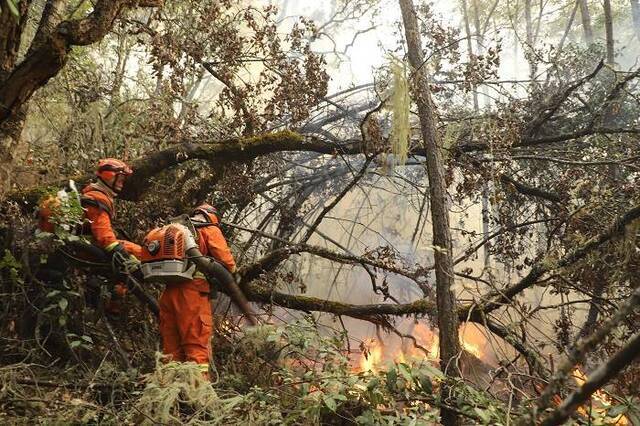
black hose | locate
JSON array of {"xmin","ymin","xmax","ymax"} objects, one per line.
[
  {"xmin": 126, "ymin": 274, "xmax": 160, "ymax": 318},
  {"xmin": 186, "ymin": 247, "xmax": 258, "ymax": 326},
  {"xmin": 60, "ymin": 240, "xmax": 160, "ymax": 317}
]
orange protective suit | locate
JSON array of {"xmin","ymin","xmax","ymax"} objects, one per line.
[
  {"xmin": 81, "ymin": 183, "xmax": 142, "ymax": 257},
  {"xmin": 158, "ymin": 219, "xmax": 236, "ymax": 371},
  {"xmin": 81, "ymin": 183, "xmax": 142, "ymax": 314}
]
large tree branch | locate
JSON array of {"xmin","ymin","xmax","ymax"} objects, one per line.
[
  {"xmin": 0, "ymin": 0, "xmax": 161, "ymax": 125},
  {"xmin": 243, "ymin": 282, "xmax": 437, "ymax": 325},
  {"xmin": 536, "ymin": 278, "xmax": 640, "ymax": 413},
  {"xmin": 457, "ymin": 126, "xmax": 640, "ymax": 153},
  {"xmin": 524, "ymin": 60, "xmax": 604, "ymax": 138},
  {"xmin": 120, "ymin": 131, "xmax": 365, "ymax": 200},
  {"xmin": 539, "ymin": 331, "xmax": 640, "ymax": 426},
  {"xmin": 239, "ymin": 242, "xmax": 425, "ymax": 286},
  {"xmin": 4, "ymin": 131, "xmax": 355, "ymax": 204},
  {"xmin": 27, "ymin": 0, "xmax": 66, "ymax": 55},
  {"xmin": 499, "ymin": 174, "xmax": 563, "ymax": 203}
]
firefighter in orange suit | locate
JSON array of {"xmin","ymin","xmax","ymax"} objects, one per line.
[
  {"xmin": 81, "ymin": 158, "xmax": 142, "ymax": 311},
  {"xmin": 158, "ymin": 204, "xmax": 236, "ymax": 375},
  {"xmin": 81, "ymin": 158, "xmax": 142, "ymax": 259},
  {"xmin": 37, "ymin": 158, "xmax": 142, "ymax": 313}
]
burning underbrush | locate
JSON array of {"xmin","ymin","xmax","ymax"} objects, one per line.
[
  {"xmin": 0, "ymin": 318, "xmax": 512, "ymax": 425},
  {"xmin": 570, "ymin": 367, "xmax": 632, "ymax": 425},
  {"xmin": 352, "ymin": 322, "xmax": 490, "ymax": 374},
  {"xmin": 0, "ymin": 318, "xmax": 636, "ymax": 425}
]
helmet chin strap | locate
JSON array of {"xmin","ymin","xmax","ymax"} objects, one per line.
[{"xmin": 96, "ymin": 177, "xmax": 120, "ymax": 195}]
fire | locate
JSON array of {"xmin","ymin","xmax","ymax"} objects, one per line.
[
  {"xmin": 462, "ymin": 340, "xmax": 482, "ymax": 358},
  {"xmin": 412, "ymin": 323, "xmax": 439, "ymax": 359},
  {"xmin": 353, "ymin": 322, "xmax": 489, "ymax": 373},
  {"xmin": 413, "ymin": 323, "xmax": 485, "ymax": 360},
  {"xmin": 360, "ymin": 339, "xmax": 384, "ymax": 373},
  {"xmin": 572, "ymin": 368, "xmax": 629, "ymax": 425}
]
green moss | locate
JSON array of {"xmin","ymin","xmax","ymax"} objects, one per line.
[{"xmin": 241, "ymin": 130, "xmax": 304, "ymax": 147}]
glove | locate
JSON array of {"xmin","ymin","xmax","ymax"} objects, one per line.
[{"xmin": 108, "ymin": 243, "xmax": 140, "ymax": 277}]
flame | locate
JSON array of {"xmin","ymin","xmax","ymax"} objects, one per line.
[
  {"xmin": 359, "ymin": 339, "xmax": 384, "ymax": 373},
  {"xmin": 216, "ymin": 318, "xmax": 234, "ymax": 334},
  {"xmin": 572, "ymin": 368, "xmax": 629, "ymax": 425},
  {"xmin": 413, "ymin": 323, "xmax": 484, "ymax": 360},
  {"xmin": 462, "ymin": 340, "xmax": 482, "ymax": 358},
  {"xmin": 353, "ymin": 322, "xmax": 489, "ymax": 373}
]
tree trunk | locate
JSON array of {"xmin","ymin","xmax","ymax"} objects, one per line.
[
  {"xmin": 398, "ymin": 1, "xmax": 461, "ymax": 425},
  {"xmin": 0, "ymin": 0, "xmax": 160, "ymax": 197},
  {"xmin": 1, "ymin": 0, "xmax": 70, "ymax": 195},
  {"xmin": 524, "ymin": 0, "xmax": 537, "ymax": 79},
  {"xmin": 0, "ymin": 109, "xmax": 26, "ymax": 194},
  {"xmin": 461, "ymin": 0, "xmax": 479, "ymax": 111},
  {"xmin": 0, "ymin": 0, "xmax": 32, "ymax": 77},
  {"xmin": 603, "ymin": 0, "xmax": 615, "ymax": 65},
  {"xmin": 632, "ymin": 0, "xmax": 640, "ymax": 40},
  {"xmin": 462, "ymin": 0, "xmax": 492, "ymax": 268},
  {"xmin": 558, "ymin": 0, "xmax": 579, "ymax": 54},
  {"xmin": 0, "ymin": 0, "xmax": 33, "ymax": 195},
  {"xmin": 577, "ymin": 279, "xmax": 604, "ymax": 340},
  {"xmin": 578, "ymin": 0, "xmax": 594, "ymax": 44}
]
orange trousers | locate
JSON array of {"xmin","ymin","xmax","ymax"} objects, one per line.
[{"xmin": 159, "ymin": 281, "xmax": 213, "ymax": 367}]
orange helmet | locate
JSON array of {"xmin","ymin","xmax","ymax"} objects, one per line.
[
  {"xmin": 192, "ymin": 203, "xmax": 219, "ymax": 224},
  {"xmin": 96, "ymin": 158, "xmax": 133, "ymax": 189}
]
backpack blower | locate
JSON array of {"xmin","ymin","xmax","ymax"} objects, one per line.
[{"xmin": 140, "ymin": 221, "xmax": 258, "ymax": 326}]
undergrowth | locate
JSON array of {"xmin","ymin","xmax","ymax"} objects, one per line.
[{"xmin": 1, "ymin": 316, "xmax": 638, "ymax": 425}]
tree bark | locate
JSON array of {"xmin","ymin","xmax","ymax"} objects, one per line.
[
  {"xmin": 0, "ymin": 108, "xmax": 26, "ymax": 193},
  {"xmin": 578, "ymin": 0, "xmax": 594, "ymax": 45},
  {"xmin": 398, "ymin": 1, "xmax": 461, "ymax": 425},
  {"xmin": 524, "ymin": 0, "xmax": 537, "ymax": 79},
  {"xmin": 0, "ymin": 0, "xmax": 33, "ymax": 193},
  {"xmin": 0, "ymin": 0, "xmax": 32, "ymax": 79},
  {"xmin": 632, "ymin": 0, "xmax": 640, "ymax": 40},
  {"xmin": 577, "ymin": 279, "xmax": 604, "ymax": 339},
  {"xmin": 0, "ymin": 0, "xmax": 161, "ymax": 196},
  {"xmin": 603, "ymin": 0, "xmax": 615, "ymax": 65}
]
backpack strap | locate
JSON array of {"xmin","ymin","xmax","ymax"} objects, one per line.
[
  {"xmin": 81, "ymin": 195, "xmax": 113, "ymax": 218},
  {"xmin": 192, "ymin": 222, "xmax": 219, "ymax": 228}
]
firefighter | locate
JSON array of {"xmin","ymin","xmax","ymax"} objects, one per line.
[
  {"xmin": 80, "ymin": 158, "xmax": 142, "ymax": 313},
  {"xmin": 35, "ymin": 159, "xmax": 142, "ymax": 319},
  {"xmin": 158, "ymin": 203, "xmax": 236, "ymax": 377},
  {"xmin": 81, "ymin": 158, "xmax": 142, "ymax": 261}
]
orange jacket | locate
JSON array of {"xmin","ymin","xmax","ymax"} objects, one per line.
[
  {"xmin": 81, "ymin": 183, "xmax": 141, "ymax": 257},
  {"xmin": 196, "ymin": 224, "xmax": 236, "ymax": 273},
  {"xmin": 182, "ymin": 222, "xmax": 236, "ymax": 293}
]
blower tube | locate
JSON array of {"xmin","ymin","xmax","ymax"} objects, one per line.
[{"xmin": 185, "ymin": 245, "xmax": 258, "ymax": 326}]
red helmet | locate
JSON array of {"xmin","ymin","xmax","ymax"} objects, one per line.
[
  {"xmin": 96, "ymin": 158, "xmax": 133, "ymax": 188},
  {"xmin": 192, "ymin": 203, "xmax": 219, "ymax": 224}
]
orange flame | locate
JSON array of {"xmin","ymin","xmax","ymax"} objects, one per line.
[
  {"xmin": 353, "ymin": 323, "xmax": 489, "ymax": 372},
  {"xmin": 359, "ymin": 339, "xmax": 384, "ymax": 373}
]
